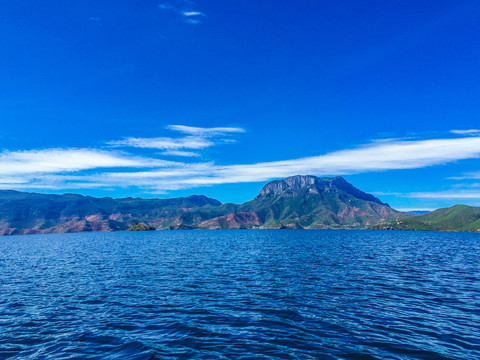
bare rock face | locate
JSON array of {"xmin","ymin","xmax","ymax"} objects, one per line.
[
  {"xmin": 263, "ymin": 176, "xmax": 312, "ymax": 194},
  {"xmin": 257, "ymin": 175, "xmax": 318, "ymax": 198},
  {"xmin": 256, "ymin": 175, "xmax": 387, "ymax": 206}
]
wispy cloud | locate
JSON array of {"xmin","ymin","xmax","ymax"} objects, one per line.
[
  {"xmin": 108, "ymin": 136, "xmax": 213, "ymax": 150},
  {"xmin": 450, "ymin": 173, "xmax": 479, "ymax": 180},
  {"xmin": 109, "ymin": 125, "xmax": 245, "ymax": 152},
  {"xmin": 4, "ymin": 133, "xmax": 480, "ymax": 193},
  {"xmin": 182, "ymin": 11, "xmax": 204, "ymax": 17},
  {"xmin": 373, "ymin": 184, "xmax": 480, "ymax": 202},
  {"xmin": 407, "ymin": 190, "xmax": 480, "ymax": 199},
  {"xmin": 177, "ymin": 135, "xmax": 480, "ymax": 187},
  {"xmin": 0, "ymin": 148, "xmax": 176, "ymax": 190},
  {"xmin": 158, "ymin": 1, "xmax": 205, "ymax": 24},
  {"xmin": 370, "ymin": 191, "xmax": 403, "ymax": 196},
  {"xmin": 0, "ymin": 149, "xmax": 167, "ymax": 176},
  {"xmin": 167, "ymin": 125, "xmax": 245, "ymax": 136},
  {"xmin": 450, "ymin": 129, "xmax": 480, "ymax": 136},
  {"xmin": 160, "ymin": 150, "xmax": 200, "ymax": 157}
]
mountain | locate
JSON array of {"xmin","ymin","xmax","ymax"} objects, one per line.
[
  {"xmin": 0, "ymin": 175, "xmax": 409, "ymax": 235},
  {"xmin": 199, "ymin": 175, "xmax": 406, "ymax": 229},
  {"xmin": 370, "ymin": 205, "xmax": 480, "ymax": 232},
  {"xmin": 0, "ymin": 191, "xmax": 222, "ymax": 235}
]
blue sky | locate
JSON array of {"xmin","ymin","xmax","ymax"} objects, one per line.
[{"xmin": 1, "ymin": 0, "xmax": 480, "ymax": 210}]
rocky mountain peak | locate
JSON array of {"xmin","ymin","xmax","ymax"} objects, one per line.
[
  {"xmin": 257, "ymin": 175, "xmax": 341, "ymax": 197},
  {"xmin": 256, "ymin": 175, "xmax": 388, "ymax": 206}
]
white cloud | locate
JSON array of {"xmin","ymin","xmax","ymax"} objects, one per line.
[
  {"xmin": 165, "ymin": 135, "xmax": 480, "ymax": 187},
  {"xmin": 158, "ymin": 2, "xmax": 205, "ymax": 24},
  {"xmin": 407, "ymin": 191, "xmax": 480, "ymax": 199},
  {"xmin": 160, "ymin": 150, "xmax": 200, "ymax": 157},
  {"xmin": 0, "ymin": 148, "xmax": 179, "ymax": 191},
  {"xmin": 108, "ymin": 125, "xmax": 245, "ymax": 151},
  {"xmin": 370, "ymin": 191, "xmax": 403, "ymax": 196},
  {"xmin": 108, "ymin": 136, "xmax": 213, "ymax": 150},
  {"xmin": 182, "ymin": 11, "xmax": 204, "ymax": 17},
  {"xmin": 4, "ymin": 134, "xmax": 480, "ymax": 193},
  {"xmin": 450, "ymin": 129, "xmax": 480, "ymax": 136},
  {"xmin": 167, "ymin": 125, "xmax": 245, "ymax": 136},
  {"xmin": 0, "ymin": 149, "xmax": 167, "ymax": 176}
]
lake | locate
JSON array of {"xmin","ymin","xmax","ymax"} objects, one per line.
[{"xmin": 1, "ymin": 230, "xmax": 479, "ymax": 359}]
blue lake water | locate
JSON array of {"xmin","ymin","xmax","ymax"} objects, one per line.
[{"xmin": 1, "ymin": 230, "xmax": 479, "ymax": 359}]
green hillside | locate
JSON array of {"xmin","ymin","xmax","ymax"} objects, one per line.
[{"xmin": 370, "ymin": 205, "xmax": 480, "ymax": 232}]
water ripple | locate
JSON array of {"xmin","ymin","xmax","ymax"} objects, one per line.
[{"xmin": 1, "ymin": 230, "xmax": 480, "ymax": 359}]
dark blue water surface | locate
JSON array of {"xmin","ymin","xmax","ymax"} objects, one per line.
[{"xmin": 1, "ymin": 230, "xmax": 480, "ymax": 359}]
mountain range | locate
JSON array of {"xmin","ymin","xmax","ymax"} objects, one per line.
[{"xmin": 0, "ymin": 175, "xmax": 408, "ymax": 235}]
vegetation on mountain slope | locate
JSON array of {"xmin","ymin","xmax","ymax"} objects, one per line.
[{"xmin": 370, "ymin": 205, "xmax": 480, "ymax": 232}]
